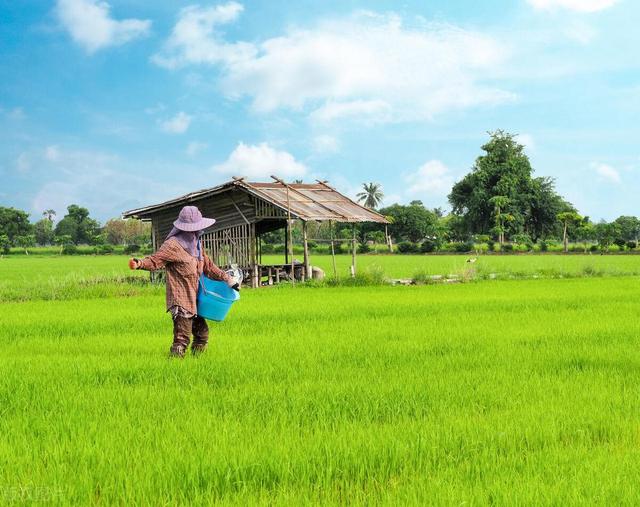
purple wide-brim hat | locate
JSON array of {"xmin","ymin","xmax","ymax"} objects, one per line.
[{"xmin": 173, "ymin": 205, "xmax": 216, "ymax": 232}]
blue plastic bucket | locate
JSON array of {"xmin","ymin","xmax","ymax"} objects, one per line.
[{"xmin": 196, "ymin": 275, "xmax": 240, "ymax": 321}]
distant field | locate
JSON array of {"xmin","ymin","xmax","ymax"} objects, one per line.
[
  {"xmin": 2, "ymin": 253, "xmax": 640, "ymax": 300},
  {"xmin": 2, "ymin": 255, "xmax": 640, "ymax": 504}
]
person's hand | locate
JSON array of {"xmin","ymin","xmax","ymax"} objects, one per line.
[{"xmin": 129, "ymin": 258, "xmax": 141, "ymax": 270}]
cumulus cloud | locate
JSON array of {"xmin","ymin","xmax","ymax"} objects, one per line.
[
  {"xmin": 592, "ymin": 162, "xmax": 621, "ymax": 183},
  {"xmin": 527, "ymin": 0, "xmax": 618, "ymax": 13},
  {"xmin": 213, "ymin": 142, "xmax": 307, "ymax": 179},
  {"xmin": 404, "ymin": 160, "xmax": 455, "ymax": 196},
  {"xmin": 154, "ymin": 7, "xmax": 513, "ymax": 122},
  {"xmin": 152, "ymin": 2, "xmax": 254, "ymax": 69},
  {"xmin": 159, "ymin": 112, "xmax": 192, "ymax": 134},
  {"xmin": 56, "ymin": 0, "xmax": 151, "ymax": 53}
]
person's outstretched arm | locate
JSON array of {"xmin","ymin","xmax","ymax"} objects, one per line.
[{"xmin": 129, "ymin": 241, "xmax": 177, "ymax": 271}]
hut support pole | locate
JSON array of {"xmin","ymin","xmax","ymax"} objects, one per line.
[
  {"xmin": 330, "ymin": 221, "xmax": 337, "ymax": 279},
  {"xmin": 303, "ymin": 221, "xmax": 310, "ymax": 281},
  {"xmin": 351, "ymin": 224, "xmax": 357, "ymax": 277},
  {"xmin": 385, "ymin": 224, "xmax": 393, "ymax": 253}
]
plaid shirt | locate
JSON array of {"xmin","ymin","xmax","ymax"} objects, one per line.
[{"xmin": 138, "ymin": 238, "xmax": 232, "ymax": 315}]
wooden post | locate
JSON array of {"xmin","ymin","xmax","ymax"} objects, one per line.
[
  {"xmin": 351, "ymin": 224, "xmax": 357, "ymax": 277},
  {"xmin": 385, "ymin": 224, "xmax": 393, "ymax": 253},
  {"xmin": 330, "ymin": 221, "xmax": 337, "ymax": 279},
  {"xmin": 302, "ymin": 221, "xmax": 310, "ymax": 281},
  {"xmin": 252, "ymin": 264, "xmax": 259, "ymax": 288},
  {"xmin": 284, "ymin": 221, "xmax": 289, "ymax": 265}
]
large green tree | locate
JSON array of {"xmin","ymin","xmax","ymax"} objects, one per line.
[
  {"xmin": 448, "ymin": 130, "xmax": 572, "ymax": 241},
  {"xmin": 613, "ymin": 216, "xmax": 640, "ymax": 244},
  {"xmin": 0, "ymin": 207, "xmax": 32, "ymax": 244},
  {"xmin": 378, "ymin": 201, "xmax": 438, "ymax": 243},
  {"xmin": 54, "ymin": 204, "xmax": 100, "ymax": 245},
  {"xmin": 33, "ymin": 218, "xmax": 55, "ymax": 246}
]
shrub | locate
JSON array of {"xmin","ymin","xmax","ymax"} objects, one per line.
[
  {"xmin": 455, "ymin": 241, "xmax": 474, "ymax": 253},
  {"xmin": 608, "ymin": 244, "xmax": 620, "ymax": 253},
  {"xmin": 539, "ymin": 240, "xmax": 548, "ymax": 252},
  {"xmin": 501, "ymin": 243, "xmax": 514, "ymax": 253},
  {"xmin": 420, "ymin": 239, "xmax": 437, "ymax": 253},
  {"xmin": 397, "ymin": 241, "xmax": 419, "ymax": 254},
  {"xmin": 98, "ymin": 244, "xmax": 115, "ymax": 254},
  {"xmin": 358, "ymin": 243, "xmax": 371, "ymax": 254},
  {"xmin": 62, "ymin": 244, "xmax": 78, "ymax": 255},
  {"xmin": 614, "ymin": 238, "xmax": 627, "ymax": 249},
  {"xmin": 123, "ymin": 244, "xmax": 140, "ymax": 255},
  {"xmin": 626, "ymin": 241, "xmax": 637, "ymax": 250},
  {"xmin": 590, "ymin": 244, "xmax": 599, "ymax": 253}
]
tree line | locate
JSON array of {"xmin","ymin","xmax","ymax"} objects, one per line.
[
  {"xmin": 0, "ymin": 204, "xmax": 149, "ymax": 254},
  {"xmin": 351, "ymin": 130, "xmax": 639, "ymax": 253}
]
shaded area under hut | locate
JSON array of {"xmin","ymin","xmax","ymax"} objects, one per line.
[{"xmin": 123, "ymin": 177, "xmax": 389, "ymax": 287}]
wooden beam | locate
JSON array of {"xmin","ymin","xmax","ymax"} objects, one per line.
[
  {"xmin": 303, "ymin": 221, "xmax": 310, "ymax": 281},
  {"xmin": 351, "ymin": 223, "xmax": 357, "ymax": 278},
  {"xmin": 330, "ymin": 221, "xmax": 337, "ymax": 279}
]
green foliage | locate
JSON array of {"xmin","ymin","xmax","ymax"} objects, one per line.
[
  {"xmin": 62, "ymin": 243, "xmax": 78, "ymax": 255},
  {"xmin": 449, "ymin": 131, "xmax": 572, "ymax": 241},
  {"xmin": 33, "ymin": 218, "xmax": 55, "ymax": 246},
  {"xmin": 420, "ymin": 239, "xmax": 438, "ymax": 253},
  {"xmin": 124, "ymin": 244, "xmax": 141, "ymax": 255},
  {"xmin": 379, "ymin": 201, "xmax": 439, "ymax": 243},
  {"xmin": 356, "ymin": 182, "xmax": 384, "ymax": 209},
  {"xmin": 0, "ymin": 206, "xmax": 32, "ymax": 244},
  {"xmin": 396, "ymin": 241, "xmax": 420, "ymax": 253},
  {"xmin": 0, "ymin": 234, "xmax": 10, "ymax": 254},
  {"xmin": 54, "ymin": 204, "xmax": 100, "ymax": 245}
]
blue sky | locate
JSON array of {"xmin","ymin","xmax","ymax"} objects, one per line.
[{"xmin": 1, "ymin": 0, "xmax": 639, "ymax": 222}]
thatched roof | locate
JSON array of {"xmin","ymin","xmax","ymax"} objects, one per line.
[{"xmin": 123, "ymin": 178, "xmax": 389, "ymax": 224}]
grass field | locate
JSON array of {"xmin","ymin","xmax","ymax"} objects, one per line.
[{"xmin": 1, "ymin": 255, "xmax": 640, "ymax": 504}]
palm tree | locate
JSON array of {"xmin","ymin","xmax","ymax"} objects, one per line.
[
  {"xmin": 42, "ymin": 209, "xmax": 56, "ymax": 222},
  {"xmin": 356, "ymin": 183, "xmax": 384, "ymax": 209}
]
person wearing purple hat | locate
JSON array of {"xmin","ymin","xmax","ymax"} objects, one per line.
[{"xmin": 129, "ymin": 205, "xmax": 240, "ymax": 358}]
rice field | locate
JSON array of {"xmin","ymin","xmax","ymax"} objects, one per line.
[{"xmin": 1, "ymin": 254, "xmax": 640, "ymax": 504}]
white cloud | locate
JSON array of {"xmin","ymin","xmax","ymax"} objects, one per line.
[
  {"xmin": 152, "ymin": 2, "xmax": 254, "ymax": 69},
  {"xmin": 404, "ymin": 160, "xmax": 454, "ymax": 196},
  {"xmin": 592, "ymin": 162, "xmax": 621, "ymax": 183},
  {"xmin": 213, "ymin": 142, "xmax": 307, "ymax": 179},
  {"xmin": 312, "ymin": 135, "xmax": 340, "ymax": 154},
  {"xmin": 159, "ymin": 112, "xmax": 192, "ymax": 134},
  {"xmin": 310, "ymin": 100, "xmax": 392, "ymax": 124},
  {"xmin": 527, "ymin": 0, "xmax": 618, "ymax": 13},
  {"xmin": 56, "ymin": 0, "xmax": 151, "ymax": 53},
  {"xmin": 186, "ymin": 141, "xmax": 208, "ymax": 157},
  {"xmin": 155, "ymin": 8, "xmax": 513, "ymax": 122}
]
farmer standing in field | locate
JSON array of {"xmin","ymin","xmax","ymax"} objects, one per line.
[{"xmin": 128, "ymin": 206, "xmax": 240, "ymax": 358}]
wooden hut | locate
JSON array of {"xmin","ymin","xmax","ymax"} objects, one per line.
[{"xmin": 123, "ymin": 177, "xmax": 389, "ymax": 287}]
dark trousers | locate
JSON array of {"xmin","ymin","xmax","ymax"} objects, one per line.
[{"xmin": 172, "ymin": 315, "xmax": 209, "ymax": 349}]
